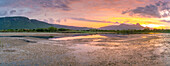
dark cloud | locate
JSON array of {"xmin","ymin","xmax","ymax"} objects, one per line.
[
  {"xmin": 9, "ymin": 10, "xmax": 17, "ymax": 14},
  {"xmin": 0, "ymin": 0, "xmax": 80, "ymax": 17},
  {"xmin": 161, "ymin": 20, "xmax": 170, "ymax": 22},
  {"xmin": 33, "ymin": 0, "xmax": 79, "ymax": 11},
  {"xmin": 38, "ymin": 0, "xmax": 71, "ymax": 11},
  {"xmin": 157, "ymin": 1, "xmax": 170, "ymax": 18},
  {"xmin": 122, "ymin": 1, "xmax": 170, "ymax": 18},
  {"xmin": 71, "ymin": 18, "xmax": 120, "ymax": 24},
  {"xmin": 71, "ymin": 18, "xmax": 107, "ymax": 22},
  {"xmin": 122, "ymin": 4, "xmax": 161, "ymax": 18},
  {"xmin": 0, "ymin": 0, "xmax": 78, "ymax": 11}
]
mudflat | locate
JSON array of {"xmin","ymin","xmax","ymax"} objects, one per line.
[{"xmin": 0, "ymin": 33, "xmax": 170, "ymax": 66}]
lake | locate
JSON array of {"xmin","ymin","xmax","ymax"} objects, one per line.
[{"xmin": 0, "ymin": 33, "xmax": 170, "ymax": 66}]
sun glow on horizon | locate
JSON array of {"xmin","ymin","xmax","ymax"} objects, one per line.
[
  {"xmin": 161, "ymin": 17, "xmax": 170, "ymax": 21},
  {"xmin": 141, "ymin": 24, "xmax": 165, "ymax": 29},
  {"xmin": 56, "ymin": 17, "xmax": 169, "ymax": 29},
  {"xmin": 107, "ymin": 17, "xmax": 168, "ymax": 29}
]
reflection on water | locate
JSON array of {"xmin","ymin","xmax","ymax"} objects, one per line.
[
  {"xmin": 49, "ymin": 35, "xmax": 107, "ymax": 40},
  {"xmin": 49, "ymin": 34, "xmax": 152, "ymax": 42}
]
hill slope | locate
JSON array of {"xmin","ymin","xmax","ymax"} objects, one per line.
[
  {"xmin": 0, "ymin": 16, "xmax": 92, "ymax": 30},
  {"xmin": 0, "ymin": 16, "xmax": 52, "ymax": 29}
]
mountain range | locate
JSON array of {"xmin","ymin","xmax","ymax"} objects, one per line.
[
  {"xmin": 99, "ymin": 23, "xmax": 144, "ymax": 30},
  {"xmin": 0, "ymin": 16, "xmax": 91, "ymax": 30},
  {"xmin": 0, "ymin": 16, "xmax": 144, "ymax": 30}
]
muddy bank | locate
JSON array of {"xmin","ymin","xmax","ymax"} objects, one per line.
[{"xmin": 0, "ymin": 33, "xmax": 170, "ymax": 66}]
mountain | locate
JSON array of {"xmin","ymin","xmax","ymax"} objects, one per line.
[
  {"xmin": 0, "ymin": 16, "xmax": 52, "ymax": 30},
  {"xmin": 0, "ymin": 16, "xmax": 144, "ymax": 30},
  {"xmin": 0, "ymin": 16, "xmax": 92, "ymax": 30},
  {"xmin": 99, "ymin": 23, "xmax": 144, "ymax": 30}
]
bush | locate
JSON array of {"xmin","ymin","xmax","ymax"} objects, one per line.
[
  {"xmin": 48, "ymin": 27, "xmax": 58, "ymax": 32},
  {"xmin": 58, "ymin": 28, "xmax": 69, "ymax": 31}
]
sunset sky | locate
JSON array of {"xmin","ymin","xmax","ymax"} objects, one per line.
[{"xmin": 0, "ymin": 0, "xmax": 170, "ymax": 29}]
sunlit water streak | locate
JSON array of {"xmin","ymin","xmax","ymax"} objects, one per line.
[{"xmin": 49, "ymin": 35, "xmax": 107, "ymax": 40}]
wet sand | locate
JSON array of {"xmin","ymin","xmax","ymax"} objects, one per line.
[{"xmin": 0, "ymin": 33, "xmax": 170, "ymax": 66}]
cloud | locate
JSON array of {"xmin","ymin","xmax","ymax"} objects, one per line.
[
  {"xmin": 71, "ymin": 18, "xmax": 120, "ymax": 24},
  {"xmin": 56, "ymin": 20, "xmax": 61, "ymax": 23},
  {"xmin": 0, "ymin": 0, "xmax": 15, "ymax": 7},
  {"xmin": 43, "ymin": 18, "xmax": 67, "ymax": 24},
  {"xmin": 161, "ymin": 20, "xmax": 170, "ymax": 22},
  {"xmin": 122, "ymin": 4, "xmax": 160, "ymax": 18},
  {"xmin": 9, "ymin": 10, "xmax": 17, "ymax": 14},
  {"xmin": 122, "ymin": 1, "xmax": 170, "ymax": 18},
  {"xmin": 0, "ymin": 0, "xmax": 79, "ymax": 12},
  {"xmin": 49, "ymin": 18, "xmax": 55, "ymax": 23},
  {"xmin": 0, "ymin": 0, "xmax": 80, "ymax": 17},
  {"xmin": 64, "ymin": 19, "xmax": 67, "ymax": 22},
  {"xmin": 37, "ymin": 0, "xmax": 72, "ymax": 11},
  {"xmin": 0, "ymin": 10, "xmax": 7, "ymax": 16},
  {"xmin": 71, "ymin": 18, "xmax": 107, "ymax": 22},
  {"xmin": 0, "ymin": 0, "xmax": 163, "ymax": 18},
  {"xmin": 43, "ymin": 19, "xmax": 48, "ymax": 22}
]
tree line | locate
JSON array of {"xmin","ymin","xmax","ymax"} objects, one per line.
[
  {"xmin": 0, "ymin": 27, "xmax": 170, "ymax": 34},
  {"xmin": 0, "ymin": 27, "xmax": 70, "ymax": 32}
]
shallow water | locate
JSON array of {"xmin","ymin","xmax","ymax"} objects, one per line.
[{"xmin": 0, "ymin": 33, "xmax": 170, "ymax": 66}]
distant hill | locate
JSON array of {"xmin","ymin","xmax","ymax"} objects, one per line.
[
  {"xmin": 0, "ymin": 16, "xmax": 92, "ymax": 30},
  {"xmin": 0, "ymin": 16, "xmax": 52, "ymax": 30},
  {"xmin": 99, "ymin": 23, "xmax": 144, "ymax": 30}
]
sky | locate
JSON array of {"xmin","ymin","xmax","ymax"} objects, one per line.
[{"xmin": 0, "ymin": 0, "xmax": 170, "ymax": 29}]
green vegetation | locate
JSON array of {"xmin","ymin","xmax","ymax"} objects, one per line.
[
  {"xmin": 0, "ymin": 27, "xmax": 70, "ymax": 32},
  {"xmin": 0, "ymin": 27, "xmax": 170, "ymax": 34}
]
